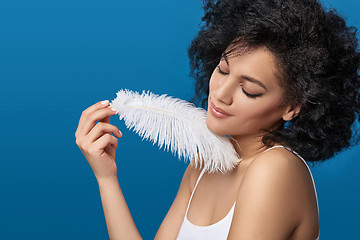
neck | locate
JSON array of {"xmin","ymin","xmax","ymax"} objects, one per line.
[{"xmin": 228, "ymin": 133, "xmax": 269, "ymax": 160}]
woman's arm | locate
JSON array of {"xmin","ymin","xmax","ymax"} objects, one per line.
[
  {"xmin": 75, "ymin": 100, "xmax": 142, "ymax": 239},
  {"xmin": 97, "ymin": 176, "xmax": 142, "ymax": 240}
]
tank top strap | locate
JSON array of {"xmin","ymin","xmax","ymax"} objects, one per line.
[
  {"xmin": 264, "ymin": 145, "xmax": 294, "ymax": 154},
  {"xmin": 263, "ymin": 145, "xmax": 320, "ymax": 217},
  {"xmin": 185, "ymin": 166, "xmax": 207, "ymax": 216},
  {"xmin": 264, "ymin": 145, "xmax": 307, "ymax": 169}
]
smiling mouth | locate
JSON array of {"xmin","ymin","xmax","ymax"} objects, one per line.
[{"xmin": 210, "ymin": 102, "xmax": 232, "ymax": 118}]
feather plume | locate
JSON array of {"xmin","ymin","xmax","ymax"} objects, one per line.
[{"xmin": 109, "ymin": 89, "xmax": 241, "ymax": 174}]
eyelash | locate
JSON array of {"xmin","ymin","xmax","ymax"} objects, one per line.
[{"xmin": 216, "ymin": 65, "xmax": 263, "ymax": 99}]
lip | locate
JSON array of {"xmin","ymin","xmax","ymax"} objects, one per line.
[{"xmin": 210, "ymin": 102, "xmax": 232, "ymax": 118}]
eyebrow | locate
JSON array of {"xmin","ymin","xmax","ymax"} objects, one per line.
[
  {"xmin": 221, "ymin": 54, "xmax": 268, "ymax": 91},
  {"xmin": 242, "ymin": 75, "xmax": 268, "ymax": 90}
]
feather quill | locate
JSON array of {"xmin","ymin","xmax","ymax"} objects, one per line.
[{"xmin": 109, "ymin": 89, "xmax": 241, "ymax": 174}]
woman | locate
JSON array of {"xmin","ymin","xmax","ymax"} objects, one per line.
[{"xmin": 75, "ymin": 0, "xmax": 359, "ymax": 239}]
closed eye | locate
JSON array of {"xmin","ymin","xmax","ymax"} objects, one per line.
[
  {"xmin": 241, "ymin": 86, "xmax": 263, "ymax": 98},
  {"xmin": 217, "ymin": 65, "xmax": 263, "ymax": 99},
  {"xmin": 217, "ymin": 65, "xmax": 228, "ymax": 75}
]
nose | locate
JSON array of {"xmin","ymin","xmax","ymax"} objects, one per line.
[{"xmin": 212, "ymin": 76, "xmax": 234, "ymax": 105}]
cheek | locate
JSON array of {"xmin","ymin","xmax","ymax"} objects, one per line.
[{"xmin": 240, "ymin": 98, "xmax": 284, "ymax": 126}]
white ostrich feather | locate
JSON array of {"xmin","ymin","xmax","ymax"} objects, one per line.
[{"xmin": 109, "ymin": 89, "xmax": 241, "ymax": 174}]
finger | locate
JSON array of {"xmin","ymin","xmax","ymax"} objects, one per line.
[
  {"xmin": 87, "ymin": 122, "xmax": 122, "ymax": 143},
  {"xmin": 99, "ymin": 106, "xmax": 113, "ymax": 124},
  {"xmin": 78, "ymin": 105, "xmax": 118, "ymax": 137},
  {"xmin": 76, "ymin": 100, "xmax": 113, "ymax": 138},
  {"xmin": 88, "ymin": 122, "xmax": 123, "ymax": 142},
  {"xmin": 94, "ymin": 133, "xmax": 119, "ymax": 152}
]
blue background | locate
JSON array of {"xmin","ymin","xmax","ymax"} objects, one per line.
[{"xmin": 0, "ymin": 0, "xmax": 359, "ymax": 239}]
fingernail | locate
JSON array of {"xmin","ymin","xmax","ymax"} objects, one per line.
[
  {"xmin": 119, "ymin": 130, "xmax": 122, "ymax": 136},
  {"xmin": 101, "ymin": 100, "xmax": 109, "ymax": 105},
  {"xmin": 111, "ymin": 107, "xmax": 117, "ymax": 112}
]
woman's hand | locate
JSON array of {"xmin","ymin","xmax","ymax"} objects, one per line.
[{"xmin": 75, "ymin": 100, "xmax": 123, "ymax": 181}]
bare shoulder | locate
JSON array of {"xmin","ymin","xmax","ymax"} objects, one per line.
[
  {"xmin": 247, "ymin": 147, "xmax": 311, "ymax": 181},
  {"xmin": 227, "ymin": 147, "xmax": 319, "ymax": 239},
  {"xmin": 248, "ymin": 147, "xmax": 317, "ymax": 197}
]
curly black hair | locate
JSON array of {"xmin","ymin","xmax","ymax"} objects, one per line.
[{"xmin": 187, "ymin": 0, "xmax": 360, "ymax": 165}]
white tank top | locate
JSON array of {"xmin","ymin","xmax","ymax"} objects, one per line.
[{"xmin": 176, "ymin": 145, "xmax": 320, "ymax": 240}]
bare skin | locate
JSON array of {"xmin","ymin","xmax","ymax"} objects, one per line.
[
  {"xmin": 157, "ymin": 46, "xmax": 318, "ymax": 239},
  {"xmin": 75, "ymin": 46, "xmax": 319, "ymax": 239},
  {"xmin": 186, "ymin": 149, "xmax": 319, "ymax": 240},
  {"xmin": 75, "ymin": 101, "xmax": 142, "ymax": 240},
  {"xmin": 190, "ymin": 46, "xmax": 318, "ymax": 239}
]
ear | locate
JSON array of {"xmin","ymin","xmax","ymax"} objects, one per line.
[{"xmin": 282, "ymin": 105, "xmax": 301, "ymax": 121}]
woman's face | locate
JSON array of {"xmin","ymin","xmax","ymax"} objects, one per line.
[{"xmin": 206, "ymin": 46, "xmax": 294, "ymax": 138}]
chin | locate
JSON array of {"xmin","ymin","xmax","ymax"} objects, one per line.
[{"xmin": 205, "ymin": 112, "xmax": 229, "ymax": 136}]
